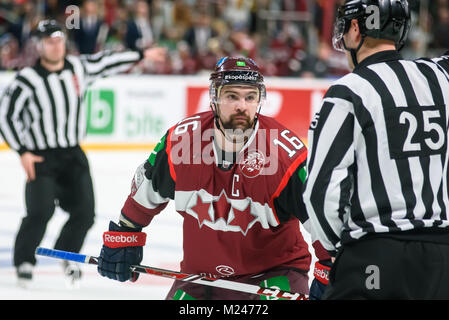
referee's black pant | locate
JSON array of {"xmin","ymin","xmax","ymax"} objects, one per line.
[
  {"xmin": 13, "ymin": 146, "xmax": 95, "ymax": 267},
  {"xmin": 323, "ymin": 236, "xmax": 449, "ymax": 299}
]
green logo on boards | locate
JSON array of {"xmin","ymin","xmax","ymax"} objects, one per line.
[{"xmin": 86, "ymin": 89, "xmax": 115, "ymax": 134}]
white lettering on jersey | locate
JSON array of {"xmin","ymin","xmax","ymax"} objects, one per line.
[{"xmin": 232, "ymin": 174, "xmax": 240, "ymax": 197}]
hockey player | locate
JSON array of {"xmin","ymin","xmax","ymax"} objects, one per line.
[{"xmin": 97, "ymin": 56, "xmax": 330, "ymax": 299}]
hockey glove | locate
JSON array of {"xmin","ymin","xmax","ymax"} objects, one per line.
[
  {"xmin": 97, "ymin": 221, "xmax": 146, "ymax": 282},
  {"xmin": 309, "ymin": 260, "xmax": 331, "ymax": 300}
]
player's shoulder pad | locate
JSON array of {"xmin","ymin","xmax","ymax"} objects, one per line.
[
  {"xmin": 257, "ymin": 114, "xmax": 307, "ymax": 168},
  {"xmin": 166, "ymin": 111, "xmax": 214, "ymax": 165},
  {"xmin": 168, "ymin": 111, "xmax": 214, "ymax": 141},
  {"xmin": 170, "ymin": 111, "xmax": 214, "ymax": 132}
]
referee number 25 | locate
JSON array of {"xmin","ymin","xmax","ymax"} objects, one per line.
[
  {"xmin": 400, "ymin": 110, "xmax": 445, "ymax": 152},
  {"xmin": 389, "ymin": 107, "xmax": 447, "ymax": 159}
]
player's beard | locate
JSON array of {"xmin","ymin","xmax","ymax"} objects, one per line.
[{"xmin": 219, "ymin": 112, "xmax": 255, "ymax": 144}]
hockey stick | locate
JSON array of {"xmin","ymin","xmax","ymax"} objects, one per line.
[{"xmin": 35, "ymin": 247, "xmax": 308, "ymax": 300}]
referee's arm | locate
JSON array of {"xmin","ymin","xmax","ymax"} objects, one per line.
[
  {"xmin": 77, "ymin": 49, "xmax": 144, "ymax": 86},
  {"xmin": 0, "ymin": 80, "xmax": 30, "ymax": 155},
  {"xmin": 303, "ymin": 87, "xmax": 355, "ymax": 256}
]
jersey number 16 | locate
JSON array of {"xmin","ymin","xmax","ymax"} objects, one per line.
[{"xmin": 273, "ymin": 130, "xmax": 304, "ymax": 158}]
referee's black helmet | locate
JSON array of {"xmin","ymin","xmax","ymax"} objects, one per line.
[
  {"xmin": 34, "ymin": 19, "xmax": 65, "ymax": 39},
  {"xmin": 333, "ymin": 0, "xmax": 411, "ymax": 52}
]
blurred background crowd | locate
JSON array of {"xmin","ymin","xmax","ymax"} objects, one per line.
[{"xmin": 0, "ymin": 0, "xmax": 448, "ymax": 79}]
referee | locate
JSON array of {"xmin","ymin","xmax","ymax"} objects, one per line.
[
  {"xmin": 303, "ymin": 0, "xmax": 449, "ymax": 299},
  {"xmin": 0, "ymin": 20, "xmax": 166, "ymax": 287},
  {"xmin": 433, "ymin": 51, "xmax": 449, "ymax": 75}
]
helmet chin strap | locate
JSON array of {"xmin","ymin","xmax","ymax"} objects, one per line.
[
  {"xmin": 210, "ymin": 102, "xmax": 229, "ymax": 141},
  {"xmin": 343, "ymin": 35, "xmax": 366, "ymax": 67}
]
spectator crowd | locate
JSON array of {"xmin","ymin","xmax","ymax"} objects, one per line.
[{"xmin": 0, "ymin": 0, "xmax": 448, "ymax": 79}]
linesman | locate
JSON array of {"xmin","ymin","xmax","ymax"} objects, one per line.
[
  {"xmin": 0, "ymin": 20, "xmax": 166, "ymax": 287},
  {"xmin": 303, "ymin": 0, "xmax": 449, "ymax": 299}
]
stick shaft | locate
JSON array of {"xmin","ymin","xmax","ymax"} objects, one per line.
[{"xmin": 35, "ymin": 247, "xmax": 308, "ymax": 300}]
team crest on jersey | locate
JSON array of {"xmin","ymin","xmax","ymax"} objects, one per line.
[
  {"xmin": 238, "ymin": 150, "xmax": 265, "ymax": 178},
  {"xmin": 187, "ymin": 190, "xmax": 259, "ymax": 236}
]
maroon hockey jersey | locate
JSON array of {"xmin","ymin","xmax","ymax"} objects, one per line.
[{"xmin": 121, "ymin": 111, "xmax": 327, "ymax": 278}]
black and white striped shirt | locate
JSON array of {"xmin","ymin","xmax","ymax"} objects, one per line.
[
  {"xmin": 433, "ymin": 50, "xmax": 449, "ymax": 76},
  {"xmin": 303, "ymin": 50, "xmax": 449, "ymax": 255},
  {"xmin": 0, "ymin": 50, "xmax": 142, "ymax": 154}
]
